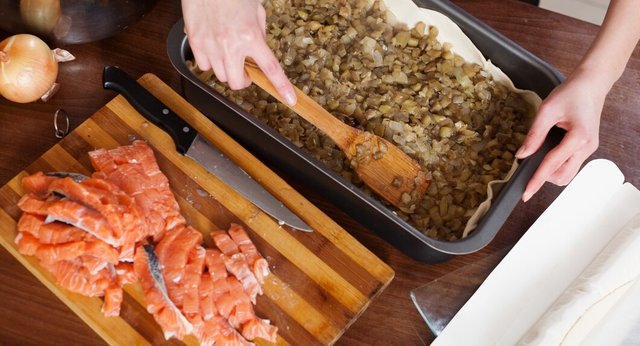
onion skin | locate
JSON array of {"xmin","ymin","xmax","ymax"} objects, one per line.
[{"xmin": 0, "ymin": 34, "xmax": 58, "ymax": 103}]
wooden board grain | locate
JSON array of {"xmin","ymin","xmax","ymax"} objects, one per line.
[{"xmin": 0, "ymin": 74, "xmax": 394, "ymax": 346}]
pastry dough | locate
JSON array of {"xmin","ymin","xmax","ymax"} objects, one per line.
[{"xmin": 517, "ymin": 213, "xmax": 640, "ymax": 345}]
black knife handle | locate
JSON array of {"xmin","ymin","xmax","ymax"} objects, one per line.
[{"xmin": 102, "ymin": 66, "xmax": 197, "ymax": 154}]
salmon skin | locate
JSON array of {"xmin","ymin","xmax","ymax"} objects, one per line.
[
  {"xmin": 16, "ymin": 140, "xmax": 277, "ymax": 345},
  {"xmin": 143, "ymin": 244, "xmax": 168, "ymax": 298}
]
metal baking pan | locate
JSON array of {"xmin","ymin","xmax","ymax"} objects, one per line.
[{"xmin": 167, "ymin": 0, "xmax": 565, "ymax": 263}]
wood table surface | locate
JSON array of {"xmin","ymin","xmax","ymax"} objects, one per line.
[{"xmin": 1, "ymin": 0, "xmax": 638, "ymax": 345}]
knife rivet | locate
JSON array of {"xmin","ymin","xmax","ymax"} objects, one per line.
[
  {"xmin": 162, "ymin": 108, "xmax": 169, "ymax": 115},
  {"xmin": 183, "ymin": 127, "xmax": 190, "ymax": 133}
]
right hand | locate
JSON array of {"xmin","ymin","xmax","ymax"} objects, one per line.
[
  {"xmin": 181, "ymin": 0, "xmax": 297, "ymax": 105},
  {"xmin": 516, "ymin": 67, "xmax": 605, "ymax": 201}
]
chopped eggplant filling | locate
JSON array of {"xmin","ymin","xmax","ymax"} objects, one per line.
[{"xmin": 189, "ymin": 0, "xmax": 534, "ymax": 240}]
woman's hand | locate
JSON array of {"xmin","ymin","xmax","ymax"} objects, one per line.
[
  {"xmin": 516, "ymin": 0, "xmax": 640, "ymax": 202},
  {"xmin": 181, "ymin": 0, "xmax": 297, "ymax": 105},
  {"xmin": 516, "ymin": 68, "xmax": 605, "ymax": 202}
]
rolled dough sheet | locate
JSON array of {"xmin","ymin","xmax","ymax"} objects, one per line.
[
  {"xmin": 432, "ymin": 159, "xmax": 640, "ymax": 345},
  {"xmin": 518, "ymin": 213, "xmax": 640, "ymax": 345},
  {"xmin": 582, "ymin": 277, "xmax": 640, "ymax": 346}
]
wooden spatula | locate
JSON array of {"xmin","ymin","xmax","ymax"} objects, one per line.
[{"xmin": 245, "ymin": 61, "xmax": 430, "ymax": 211}]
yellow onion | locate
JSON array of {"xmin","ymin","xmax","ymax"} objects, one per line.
[{"xmin": 0, "ymin": 34, "xmax": 58, "ymax": 103}]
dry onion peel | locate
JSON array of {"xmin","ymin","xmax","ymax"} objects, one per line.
[{"xmin": 0, "ymin": 34, "xmax": 74, "ymax": 103}]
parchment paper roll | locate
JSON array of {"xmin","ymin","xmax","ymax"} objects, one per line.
[{"xmin": 517, "ymin": 212, "xmax": 640, "ymax": 345}]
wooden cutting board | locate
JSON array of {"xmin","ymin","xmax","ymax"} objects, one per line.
[{"xmin": 0, "ymin": 74, "xmax": 394, "ymax": 346}]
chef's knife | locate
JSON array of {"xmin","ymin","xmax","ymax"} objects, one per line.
[{"xmin": 102, "ymin": 66, "xmax": 312, "ymax": 232}]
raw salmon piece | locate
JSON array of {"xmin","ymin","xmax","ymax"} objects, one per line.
[
  {"xmin": 103, "ymin": 166, "xmax": 152, "ymax": 196},
  {"xmin": 217, "ymin": 328, "xmax": 253, "ymax": 346},
  {"xmin": 215, "ymin": 286, "xmax": 237, "ymax": 319},
  {"xmin": 17, "ymin": 193, "xmax": 48, "ymax": 214},
  {"xmin": 142, "ymin": 285, "xmax": 166, "ymax": 315},
  {"xmin": 16, "ymin": 213, "xmax": 45, "ymax": 238},
  {"xmin": 241, "ymin": 246, "xmax": 269, "ymax": 285},
  {"xmin": 223, "ymin": 278, "xmax": 256, "ymax": 329},
  {"xmin": 78, "ymin": 177, "xmax": 149, "ymax": 260},
  {"xmin": 157, "ymin": 226, "xmax": 203, "ymax": 285},
  {"xmin": 228, "ymin": 224, "xmax": 270, "ymax": 284},
  {"xmin": 48, "ymin": 177, "xmax": 149, "ymax": 243},
  {"xmin": 115, "ymin": 262, "xmax": 137, "ymax": 286},
  {"xmin": 89, "ymin": 141, "xmax": 169, "ymax": 194},
  {"xmin": 198, "ymin": 273, "xmax": 216, "ymax": 321},
  {"xmin": 212, "ymin": 230, "xmax": 262, "ymax": 302},
  {"xmin": 16, "ymin": 229, "xmax": 85, "ymax": 264},
  {"xmin": 48, "ymin": 177, "xmax": 123, "ymax": 228},
  {"xmin": 84, "ymin": 240, "xmax": 119, "ymax": 264},
  {"xmin": 241, "ymin": 318, "xmax": 278, "ymax": 343},
  {"xmin": 15, "ymin": 231, "xmax": 40, "ymax": 256},
  {"xmin": 48, "ymin": 260, "xmax": 111, "ymax": 297},
  {"xmin": 81, "ymin": 255, "xmax": 110, "ymax": 275},
  {"xmin": 210, "ymin": 273, "xmax": 231, "ymax": 302},
  {"xmin": 117, "ymin": 237, "xmax": 136, "ymax": 263},
  {"xmin": 102, "ymin": 284, "xmax": 123, "ymax": 317},
  {"xmin": 211, "ymin": 230, "xmax": 240, "ymax": 256},
  {"xmin": 88, "ymin": 149, "xmax": 118, "ymax": 174},
  {"xmin": 92, "ymin": 140, "xmax": 161, "ymax": 175},
  {"xmin": 205, "ymin": 249, "xmax": 228, "ymax": 282},
  {"xmin": 154, "ymin": 305, "xmax": 193, "ymax": 340},
  {"xmin": 34, "ymin": 240, "xmax": 86, "ymax": 264},
  {"xmin": 154, "ymin": 227, "xmax": 183, "ymax": 265},
  {"xmin": 134, "ymin": 245, "xmax": 193, "ymax": 340},
  {"xmin": 230, "ymin": 301, "xmax": 256, "ymax": 330},
  {"xmin": 187, "ymin": 314, "xmax": 206, "ymax": 345},
  {"xmin": 39, "ymin": 221, "xmax": 87, "ymax": 244},
  {"xmin": 133, "ymin": 188, "xmax": 185, "ymax": 239},
  {"xmin": 223, "ymin": 253, "xmax": 262, "ymax": 304},
  {"xmin": 18, "ymin": 212, "xmax": 86, "ymax": 245},
  {"xmin": 182, "ymin": 246, "xmax": 206, "ymax": 315},
  {"xmin": 21, "ymin": 172, "xmax": 58, "ymax": 195},
  {"xmin": 155, "ymin": 226, "xmax": 203, "ymax": 308},
  {"xmin": 227, "ymin": 224, "xmax": 252, "ymax": 247},
  {"xmin": 121, "ymin": 140, "xmax": 165, "ymax": 178},
  {"xmin": 44, "ymin": 198, "xmax": 119, "ymax": 247},
  {"xmin": 200, "ymin": 315, "xmax": 251, "ymax": 346},
  {"xmin": 89, "ymin": 141, "xmax": 184, "ymax": 239},
  {"xmin": 214, "ymin": 277, "xmax": 251, "ymax": 323}
]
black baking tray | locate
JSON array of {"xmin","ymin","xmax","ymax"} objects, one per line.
[{"xmin": 167, "ymin": 0, "xmax": 565, "ymax": 263}]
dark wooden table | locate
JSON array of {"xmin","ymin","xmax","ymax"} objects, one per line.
[{"xmin": 1, "ymin": 0, "xmax": 638, "ymax": 345}]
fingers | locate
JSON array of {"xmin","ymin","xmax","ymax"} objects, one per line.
[
  {"xmin": 191, "ymin": 48, "xmax": 212, "ymax": 72},
  {"xmin": 224, "ymin": 50, "xmax": 252, "ymax": 90},
  {"xmin": 548, "ymin": 155, "xmax": 582, "ymax": 186},
  {"xmin": 522, "ymin": 130, "xmax": 595, "ymax": 202},
  {"xmin": 189, "ymin": 37, "xmax": 229, "ymax": 83},
  {"xmin": 522, "ymin": 149, "xmax": 567, "ymax": 202},
  {"xmin": 257, "ymin": 5, "xmax": 268, "ymax": 39},
  {"xmin": 251, "ymin": 42, "xmax": 297, "ymax": 105},
  {"xmin": 515, "ymin": 103, "xmax": 557, "ymax": 159}
]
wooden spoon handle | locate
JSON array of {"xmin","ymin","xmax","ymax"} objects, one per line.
[{"xmin": 244, "ymin": 60, "xmax": 354, "ymax": 149}]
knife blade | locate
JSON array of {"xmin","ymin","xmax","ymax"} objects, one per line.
[{"xmin": 102, "ymin": 66, "xmax": 312, "ymax": 232}]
